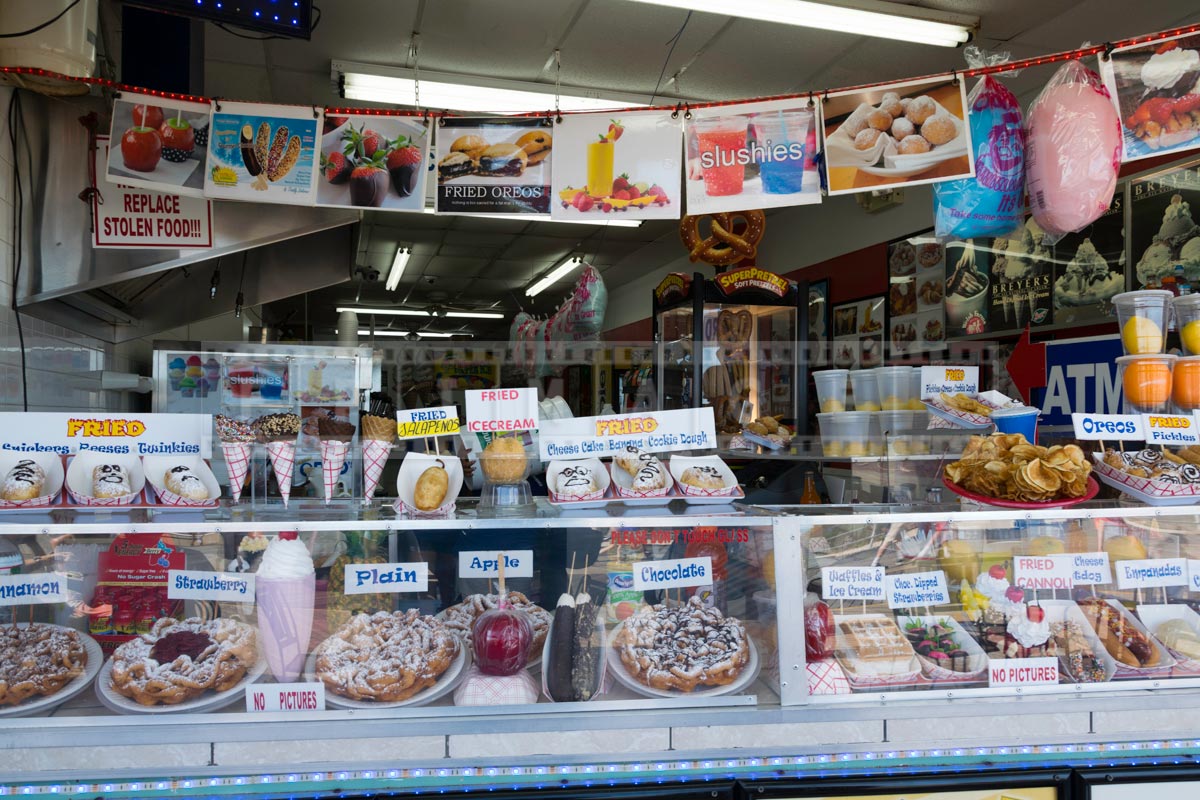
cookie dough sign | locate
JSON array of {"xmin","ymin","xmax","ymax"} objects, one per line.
[
  {"xmin": 538, "ymin": 407, "xmax": 717, "ymax": 460},
  {"xmin": 436, "ymin": 118, "xmax": 553, "ymax": 215}
]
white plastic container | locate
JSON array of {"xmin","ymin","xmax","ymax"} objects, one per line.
[
  {"xmin": 0, "ymin": 0, "xmax": 98, "ymax": 77},
  {"xmin": 849, "ymin": 368, "xmax": 880, "ymax": 411},
  {"xmin": 813, "ymin": 369, "xmax": 849, "ymax": 412}
]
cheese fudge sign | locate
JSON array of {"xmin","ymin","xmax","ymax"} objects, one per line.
[
  {"xmin": 343, "ymin": 562, "xmax": 429, "ymax": 594},
  {"xmin": 396, "ymin": 406, "xmax": 460, "ymax": 440},
  {"xmin": 167, "ymin": 570, "xmax": 254, "ymax": 602},
  {"xmin": 94, "ymin": 137, "xmax": 213, "ymax": 249},
  {"xmin": 247, "ymin": 682, "xmax": 325, "ymax": 713},
  {"xmin": 538, "ymin": 407, "xmax": 717, "ymax": 460},
  {"xmin": 465, "ymin": 389, "xmax": 538, "ymax": 433},
  {"xmin": 0, "ymin": 573, "xmax": 68, "ymax": 606},
  {"xmin": 632, "ymin": 557, "xmax": 712, "ymax": 591},
  {"xmin": 459, "ymin": 551, "xmax": 534, "ymax": 579},
  {"xmin": 0, "ymin": 413, "xmax": 213, "ymax": 459},
  {"xmin": 821, "ymin": 566, "xmax": 885, "ymax": 601}
]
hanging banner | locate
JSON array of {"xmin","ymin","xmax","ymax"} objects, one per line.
[
  {"xmin": 93, "ymin": 137, "xmax": 213, "ymax": 249},
  {"xmin": 550, "ymin": 110, "xmax": 681, "ymax": 221},
  {"xmin": 105, "ymin": 92, "xmax": 211, "ymax": 198},
  {"xmin": 1131, "ymin": 161, "xmax": 1200, "ymax": 289},
  {"xmin": 1100, "ymin": 31, "xmax": 1200, "ymax": 164},
  {"xmin": 315, "ymin": 113, "xmax": 430, "ymax": 212},
  {"xmin": 683, "ymin": 98, "xmax": 822, "ymax": 215},
  {"xmin": 435, "ymin": 117, "xmax": 553, "ymax": 214},
  {"xmin": 204, "ymin": 101, "xmax": 321, "ymax": 205},
  {"xmin": 823, "ymin": 76, "xmax": 974, "ymax": 196},
  {"xmin": 987, "ymin": 219, "xmax": 1054, "ymax": 332}
]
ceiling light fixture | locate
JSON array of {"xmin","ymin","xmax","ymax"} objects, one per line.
[
  {"xmin": 622, "ymin": 0, "xmax": 975, "ymax": 47},
  {"xmin": 385, "ymin": 247, "xmax": 411, "ymax": 292},
  {"xmin": 356, "ymin": 329, "xmax": 469, "ymax": 338},
  {"xmin": 334, "ymin": 61, "xmax": 650, "ymax": 113},
  {"xmin": 337, "ymin": 307, "xmax": 504, "ymax": 320},
  {"xmin": 421, "ymin": 207, "xmax": 642, "ymax": 228},
  {"xmin": 526, "ymin": 256, "xmax": 583, "ymax": 298}
]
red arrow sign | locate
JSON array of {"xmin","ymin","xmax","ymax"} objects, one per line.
[{"xmin": 1006, "ymin": 325, "xmax": 1046, "ymax": 405}]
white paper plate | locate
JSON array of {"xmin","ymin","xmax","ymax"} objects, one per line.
[
  {"xmin": 540, "ymin": 609, "xmax": 608, "ymax": 702},
  {"xmin": 95, "ymin": 654, "xmax": 267, "ymax": 715},
  {"xmin": 0, "ymin": 625, "xmax": 102, "ymax": 718},
  {"xmin": 0, "ymin": 452, "xmax": 64, "ymax": 508},
  {"xmin": 304, "ymin": 638, "xmax": 468, "ymax": 709},
  {"xmin": 142, "ymin": 455, "xmax": 220, "ymax": 507},
  {"xmin": 668, "ymin": 456, "xmax": 739, "ymax": 501},
  {"xmin": 605, "ymin": 620, "xmax": 760, "ymax": 699},
  {"xmin": 396, "ymin": 452, "xmax": 463, "ymax": 516},
  {"xmin": 65, "ymin": 452, "xmax": 146, "ymax": 506}
]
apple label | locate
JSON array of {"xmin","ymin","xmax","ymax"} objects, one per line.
[{"xmin": 459, "ymin": 550, "xmax": 533, "ymax": 579}]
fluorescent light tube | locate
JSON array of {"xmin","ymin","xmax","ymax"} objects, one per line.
[
  {"xmin": 421, "ymin": 207, "xmax": 641, "ymax": 228},
  {"xmin": 622, "ymin": 0, "xmax": 974, "ymax": 47},
  {"xmin": 335, "ymin": 62, "xmax": 650, "ymax": 113},
  {"xmin": 385, "ymin": 247, "xmax": 411, "ymax": 292},
  {"xmin": 526, "ymin": 257, "xmax": 583, "ymax": 297},
  {"xmin": 356, "ymin": 329, "xmax": 468, "ymax": 338},
  {"xmin": 337, "ymin": 306, "xmax": 428, "ymax": 317},
  {"xmin": 445, "ymin": 311, "xmax": 504, "ymax": 319}
]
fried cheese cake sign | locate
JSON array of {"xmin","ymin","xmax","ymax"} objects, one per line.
[{"xmin": 435, "ymin": 117, "xmax": 553, "ymax": 215}]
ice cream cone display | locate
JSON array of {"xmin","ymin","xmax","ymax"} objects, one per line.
[
  {"xmin": 316, "ymin": 415, "xmax": 355, "ymax": 505},
  {"xmin": 256, "ymin": 532, "xmax": 315, "ymax": 683},
  {"xmin": 255, "ymin": 413, "xmax": 300, "ymax": 507},
  {"xmin": 361, "ymin": 392, "xmax": 397, "ymax": 501},
  {"xmin": 215, "ymin": 415, "xmax": 255, "ymax": 502}
]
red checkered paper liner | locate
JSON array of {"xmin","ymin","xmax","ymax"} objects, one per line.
[
  {"xmin": 1092, "ymin": 453, "xmax": 1200, "ymax": 499},
  {"xmin": 361, "ymin": 439, "xmax": 391, "ymax": 500},
  {"xmin": 0, "ymin": 493, "xmax": 56, "ymax": 508},
  {"xmin": 152, "ymin": 483, "xmax": 219, "ymax": 508},
  {"xmin": 676, "ymin": 479, "xmax": 736, "ymax": 498},
  {"xmin": 66, "ymin": 485, "xmax": 139, "ymax": 506},
  {"xmin": 265, "ymin": 441, "xmax": 295, "ymax": 508},
  {"xmin": 221, "ymin": 442, "xmax": 252, "ymax": 502},
  {"xmin": 805, "ymin": 660, "xmax": 851, "ymax": 695},
  {"xmin": 395, "ymin": 499, "xmax": 456, "ymax": 518},
  {"xmin": 453, "ymin": 666, "xmax": 539, "ymax": 706},
  {"xmin": 923, "ymin": 397, "xmax": 997, "ymax": 428},
  {"xmin": 320, "ymin": 440, "xmax": 349, "ymax": 505}
]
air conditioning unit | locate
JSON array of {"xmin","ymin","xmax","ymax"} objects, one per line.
[
  {"xmin": 855, "ymin": 188, "xmax": 905, "ymax": 213},
  {"xmin": 0, "ymin": 0, "xmax": 99, "ymax": 78}
]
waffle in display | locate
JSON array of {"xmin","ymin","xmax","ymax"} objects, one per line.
[{"xmin": 834, "ymin": 615, "xmax": 920, "ymax": 686}]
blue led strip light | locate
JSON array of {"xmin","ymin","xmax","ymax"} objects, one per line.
[{"xmin": 3, "ymin": 739, "xmax": 1200, "ymax": 798}]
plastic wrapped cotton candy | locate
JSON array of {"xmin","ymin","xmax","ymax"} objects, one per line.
[
  {"xmin": 1025, "ymin": 60, "xmax": 1121, "ymax": 240},
  {"xmin": 934, "ymin": 76, "xmax": 1025, "ymax": 239}
]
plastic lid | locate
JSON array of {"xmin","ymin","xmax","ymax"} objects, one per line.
[
  {"xmin": 1115, "ymin": 353, "xmax": 1178, "ymax": 364},
  {"xmin": 990, "ymin": 405, "xmax": 1039, "ymax": 417},
  {"xmin": 1112, "ymin": 290, "xmax": 1174, "ymax": 304},
  {"xmin": 1174, "ymin": 294, "xmax": 1200, "ymax": 309}
]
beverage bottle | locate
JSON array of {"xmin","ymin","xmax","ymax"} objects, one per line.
[
  {"xmin": 606, "ymin": 544, "xmax": 643, "ymax": 623},
  {"xmin": 0, "ymin": 539, "xmax": 21, "ymax": 624},
  {"xmin": 1163, "ymin": 268, "xmax": 1178, "ymax": 296},
  {"xmin": 1176, "ymin": 264, "xmax": 1191, "ymax": 296},
  {"xmin": 800, "ymin": 471, "xmax": 822, "ymax": 504},
  {"xmin": 685, "ymin": 537, "xmax": 729, "ymax": 610}
]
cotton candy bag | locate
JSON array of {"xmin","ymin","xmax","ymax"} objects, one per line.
[
  {"xmin": 933, "ymin": 76, "xmax": 1025, "ymax": 239},
  {"xmin": 1025, "ymin": 60, "xmax": 1121, "ymax": 240}
]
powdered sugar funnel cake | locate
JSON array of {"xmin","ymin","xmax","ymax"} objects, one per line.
[{"xmin": 256, "ymin": 533, "xmax": 315, "ymax": 683}]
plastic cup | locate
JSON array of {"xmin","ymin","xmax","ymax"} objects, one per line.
[
  {"xmin": 1113, "ymin": 290, "xmax": 1173, "ymax": 355},
  {"xmin": 816, "ymin": 412, "xmax": 847, "ymax": 457},
  {"xmin": 849, "ymin": 368, "xmax": 880, "ymax": 411},
  {"xmin": 907, "ymin": 368, "xmax": 925, "ymax": 410},
  {"xmin": 1117, "ymin": 353, "xmax": 1176, "ymax": 413},
  {"xmin": 1174, "ymin": 295, "xmax": 1200, "ymax": 355},
  {"xmin": 840, "ymin": 411, "xmax": 872, "ymax": 458},
  {"xmin": 751, "ymin": 111, "xmax": 810, "ymax": 195},
  {"xmin": 878, "ymin": 409, "xmax": 916, "ymax": 456},
  {"xmin": 875, "ymin": 366, "xmax": 915, "ymax": 411},
  {"xmin": 813, "ymin": 368, "xmax": 849, "ymax": 413},
  {"xmin": 866, "ymin": 412, "xmax": 885, "ymax": 456},
  {"xmin": 991, "ymin": 405, "xmax": 1040, "ymax": 443},
  {"xmin": 1174, "ymin": 356, "xmax": 1200, "ymax": 410},
  {"xmin": 694, "ymin": 116, "xmax": 749, "ymax": 197}
]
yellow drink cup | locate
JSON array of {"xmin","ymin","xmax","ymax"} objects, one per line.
[{"xmin": 587, "ymin": 141, "xmax": 614, "ymax": 198}]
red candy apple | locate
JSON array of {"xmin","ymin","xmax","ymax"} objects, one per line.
[
  {"xmin": 988, "ymin": 564, "xmax": 1006, "ymax": 579},
  {"xmin": 159, "ymin": 117, "xmax": 195, "ymax": 152},
  {"xmin": 472, "ymin": 599, "xmax": 533, "ymax": 676},
  {"xmin": 132, "ymin": 104, "xmax": 164, "ymax": 130},
  {"xmin": 804, "ymin": 594, "xmax": 834, "ymax": 660},
  {"xmin": 121, "ymin": 126, "xmax": 162, "ymax": 172}
]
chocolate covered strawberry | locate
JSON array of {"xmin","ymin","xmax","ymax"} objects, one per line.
[
  {"xmin": 343, "ymin": 124, "xmax": 385, "ymax": 158},
  {"xmin": 385, "ymin": 136, "xmax": 422, "ymax": 197},
  {"xmin": 322, "ymin": 150, "xmax": 353, "ymax": 184},
  {"xmin": 348, "ymin": 152, "xmax": 389, "ymax": 207}
]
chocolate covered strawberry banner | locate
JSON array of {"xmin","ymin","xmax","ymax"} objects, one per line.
[
  {"xmin": 203, "ymin": 101, "xmax": 321, "ymax": 206},
  {"xmin": 106, "ymin": 92, "xmax": 211, "ymax": 199},
  {"xmin": 314, "ymin": 114, "xmax": 430, "ymax": 212}
]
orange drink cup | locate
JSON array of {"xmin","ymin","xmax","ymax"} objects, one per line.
[
  {"xmin": 1117, "ymin": 354, "xmax": 1176, "ymax": 413},
  {"xmin": 1174, "ymin": 356, "xmax": 1200, "ymax": 410},
  {"xmin": 587, "ymin": 140, "xmax": 614, "ymax": 198}
]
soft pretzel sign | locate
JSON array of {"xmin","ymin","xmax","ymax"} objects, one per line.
[
  {"xmin": 714, "ymin": 267, "xmax": 791, "ymax": 298},
  {"xmin": 539, "ymin": 407, "xmax": 717, "ymax": 460},
  {"xmin": 679, "ymin": 210, "xmax": 766, "ymax": 267},
  {"xmin": 0, "ymin": 413, "xmax": 213, "ymax": 459}
]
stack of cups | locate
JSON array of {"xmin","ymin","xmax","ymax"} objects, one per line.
[
  {"xmin": 813, "ymin": 369, "xmax": 849, "ymax": 412},
  {"xmin": 840, "ymin": 411, "xmax": 873, "ymax": 457},
  {"xmin": 817, "ymin": 412, "xmax": 848, "ymax": 456},
  {"xmin": 906, "ymin": 369, "xmax": 925, "ymax": 411},
  {"xmin": 1173, "ymin": 294, "xmax": 1200, "ymax": 412},
  {"xmin": 875, "ymin": 366, "xmax": 915, "ymax": 411},
  {"xmin": 1113, "ymin": 290, "xmax": 1175, "ymax": 414}
]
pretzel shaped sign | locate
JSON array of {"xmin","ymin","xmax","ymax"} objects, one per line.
[{"xmin": 679, "ymin": 209, "xmax": 767, "ymax": 267}]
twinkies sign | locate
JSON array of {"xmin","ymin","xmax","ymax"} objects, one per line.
[
  {"xmin": 988, "ymin": 657, "xmax": 1059, "ymax": 687},
  {"xmin": 397, "ymin": 406, "xmax": 460, "ymax": 440},
  {"xmin": 1143, "ymin": 414, "xmax": 1200, "ymax": 446},
  {"xmin": 632, "ymin": 557, "xmax": 712, "ymax": 591},
  {"xmin": 0, "ymin": 573, "xmax": 68, "ymax": 606},
  {"xmin": 538, "ymin": 407, "xmax": 717, "ymax": 460},
  {"xmin": 459, "ymin": 551, "xmax": 534, "ymax": 579},
  {"xmin": 168, "ymin": 570, "xmax": 254, "ymax": 602},
  {"xmin": 0, "ymin": 413, "xmax": 213, "ymax": 459},
  {"xmin": 247, "ymin": 683, "xmax": 325, "ymax": 713},
  {"xmin": 1071, "ymin": 413, "xmax": 1143, "ymax": 441},
  {"xmin": 919, "ymin": 366, "xmax": 979, "ymax": 399},
  {"xmin": 343, "ymin": 562, "xmax": 429, "ymax": 594},
  {"xmin": 465, "ymin": 389, "xmax": 538, "ymax": 434}
]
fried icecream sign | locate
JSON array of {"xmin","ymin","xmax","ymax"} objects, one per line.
[{"xmin": 0, "ymin": 413, "xmax": 213, "ymax": 458}]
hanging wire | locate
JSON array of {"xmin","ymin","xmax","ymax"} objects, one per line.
[
  {"xmin": 410, "ymin": 32, "xmax": 422, "ymax": 113},
  {"xmin": 553, "ymin": 49, "xmax": 563, "ymax": 123}
]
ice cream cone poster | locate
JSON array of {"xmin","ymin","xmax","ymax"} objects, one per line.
[
  {"xmin": 1101, "ymin": 32, "xmax": 1200, "ymax": 163},
  {"xmin": 1051, "ymin": 197, "xmax": 1126, "ymax": 326},
  {"xmin": 204, "ymin": 101, "xmax": 320, "ymax": 205},
  {"xmin": 550, "ymin": 111, "xmax": 680, "ymax": 221},
  {"xmin": 315, "ymin": 114, "xmax": 429, "ymax": 211},
  {"xmin": 1132, "ymin": 163, "xmax": 1200, "ymax": 288},
  {"xmin": 107, "ymin": 92, "xmax": 211, "ymax": 198},
  {"xmin": 823, "ymin": 76, "xmax": 973, "ymax": 195},
  {"xmin": 683, "ymin": 99, "xmax": 821, "ymax": 215},
  {"xmin": 435, "ymin": 117, "xmax": 553, "ymax": 214}
]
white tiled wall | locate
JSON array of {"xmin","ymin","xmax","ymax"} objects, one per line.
[{"xmin": 0, "ymin": 86, "xmax": 134, "ymax": 412}]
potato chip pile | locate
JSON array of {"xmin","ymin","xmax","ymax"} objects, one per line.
[{"xmin": 945, "ymin": 433, "xmax": 1092, "ymax": 502}]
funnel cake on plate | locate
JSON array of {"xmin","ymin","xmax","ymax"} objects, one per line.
[
  {"xmin": 615, "ymin": 596, "xmax": 749, "ymax": 692},
  {"xmin": 315, "ymin": 610, "xmax": 459, "ymax": 703},
  {"xmin": 109, "ymin": 617, "xmax": 258, "ymax": 706},
  {"xmin": 0, "ymin": 624, "xmax": 87, "ymax": 705}
]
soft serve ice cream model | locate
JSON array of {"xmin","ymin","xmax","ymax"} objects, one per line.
[{"xmin": 256, "ymin": 532, "xmax": 315, "ymax": 683}]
